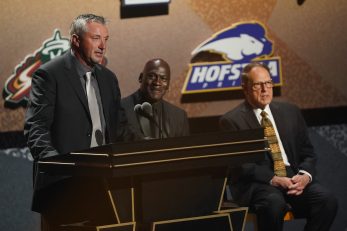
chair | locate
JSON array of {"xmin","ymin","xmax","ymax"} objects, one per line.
[
  {"xmin": 221, "ymin": 201, "xmax": 294, "ymax": 231},
  {"xmin": 246, "ymin": 209, "xmax": 294, "ymax": 231},
  {"xmin": 223, "ymin": 184, "xmax": 294, "ymax": 230}
]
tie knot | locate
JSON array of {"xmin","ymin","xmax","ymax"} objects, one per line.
[
  {"xmin": 85, "ymin": 71, "xmax": 93, "ymax": 80},
  {"xmin": 260, "ymin": 110, "xmax": 268, "ymax": 118}
]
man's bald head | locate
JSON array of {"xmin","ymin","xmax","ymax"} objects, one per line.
[{"xmin": 139, "ymin": 58, "xmax": 171, "ymax": 103}]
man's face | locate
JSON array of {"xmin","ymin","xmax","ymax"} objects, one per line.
[
  {"xmin": 140, "ymin": 60, "xmax": 170, "ymax": 103},
  {"xmin": 73, "ymin": 22, "xmax": 109, "ymax": 67},
  {"xmin": 243, "ymin": 66, "xmax": 273, "ymax": 109}
]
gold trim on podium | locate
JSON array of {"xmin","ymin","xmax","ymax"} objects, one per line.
[
  {"xmin": 151, "ymin": 213, "xmax": 232, "ymax": 231},
  {"xmin": 215, "ymin": 207, "xmax": 249, "ymax": 231},
  {"xmin": 114, "ymin": 149, "xmax": 266, "ymax": 168},
  {"xmin": 131, "ymin": 187, "xmax": 135, "ymax": 222},
  {"xmin": 218, "ymin": 177, "xmax": 228, "ymax": 211},
  {"xmin": 96, "ymin": 221, "xmax": 136, "ymax": 231},
  {"xmin": 107, "ymin": 189, "xmax": 120, "ymax": 223},
  {"xmin": 113, "ymin": 139, "xmax": 267, "ymax": 157}
]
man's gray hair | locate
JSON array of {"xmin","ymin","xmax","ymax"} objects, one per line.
[{"xmin": 69, "ymin": 14, "xmax": 107, "ymax": 38}]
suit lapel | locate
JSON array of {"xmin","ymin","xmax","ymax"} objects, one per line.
[
  {"xmin": 94, "ymin": 65, "xmax": 111, "ymax": 129},
  {"xmin": 131, "ymin": 91, "xmax": 144, "ymax": 134},
  {"xmin": 162, "ymin": 101, "xmax": 170, "ymax": 138},
  {"xmin": 241, "ymin": 101, "xmax": 261, "ymax": 129},
  {"xmin": 270, "ymin": 103, "xmax": 286, "ymax": 140},
  {"xmin": 63, "ymin": 53, "xmax": 90, "ymax": 115},
  {"xmin": 270, "ymin": 103, "xmax": 292, "ymax": 160}
]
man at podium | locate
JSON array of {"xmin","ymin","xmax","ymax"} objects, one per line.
[{"xmin": 24, "ymin": 14, "xmax": 126, "ymax": 230}]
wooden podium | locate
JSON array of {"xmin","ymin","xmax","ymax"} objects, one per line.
[{"xmin": 38, "ymin": 129, "xmax": 267, "ymax": 231}]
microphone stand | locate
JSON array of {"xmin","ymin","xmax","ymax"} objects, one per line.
[
  {"xmin": 147, "ymin": 113, "xmax": 167, "ymax": 139},
  {"xmin": 135, "ymin": 103, "xmax": 168, "ymax": 138}
]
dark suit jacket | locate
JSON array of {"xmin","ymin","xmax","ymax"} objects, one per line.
[
  {"xmin": 219, "ymin": 101, "xmax": 317, "ymax": 205},
  {"xmin": 24, "ymin": 52, "xmax": 126, "ymax": 212},
  {"xmin": 121, "ymin": 90, "xmax": 190, "ymax": 139}
]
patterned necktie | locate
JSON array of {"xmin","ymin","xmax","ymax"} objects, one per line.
[
  {"xmin": 260, "ymin": 110, "xmax": 287, "ymax": 177},
  {"xmin": 85, "ymin": 71, "xmax": 103, "ymax": 147}
]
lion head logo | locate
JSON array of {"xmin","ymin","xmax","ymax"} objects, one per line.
[{"xmin": 191, "ymin": 22, "xmax": 273, "ymax": 63}]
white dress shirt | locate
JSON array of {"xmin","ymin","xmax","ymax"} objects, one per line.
[{"xmin": 253, "ymin": 105, "xmax": 312, "ymax": 181}]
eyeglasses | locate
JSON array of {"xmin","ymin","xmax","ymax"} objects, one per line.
[{"xmin": 251, "ymin": 80, "xmax": 273, "ymax": 90}]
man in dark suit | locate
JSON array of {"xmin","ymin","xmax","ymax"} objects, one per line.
[
  {"xmin": 122, "ymin": 58, "xmax": 189, "ymax": 139},
  {"xmin": 24, "ymin": 14, "xmax": 126, "ymax": 229},
  {"xmin": 219, "ymin": 62, "xmax": 337, "ymax": 231}
]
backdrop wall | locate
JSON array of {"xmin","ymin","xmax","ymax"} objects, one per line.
[{"xmin": 1, "ymin": 0, "xmax": 347, "ymax": 132}]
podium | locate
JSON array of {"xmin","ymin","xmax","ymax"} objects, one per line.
[{"xmin": 38, "ymin": 129, "xmax": 267, "ymax": 231}]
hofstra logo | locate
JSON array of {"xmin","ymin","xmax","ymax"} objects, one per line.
[
  {"xmin": 182, "ymin": 21, "xmax": 282, "ymax": 95},
  {"xmin": 3, "ymin": 30, "xmax": 69, "ymax": 108}
]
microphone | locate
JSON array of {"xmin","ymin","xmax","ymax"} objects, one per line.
[
  {"xmin": 141, "ymin": 102, "xmax": 153, "ymax": 118},
  {"xmin": 134, "ymin": 103, "xmax": 152, "ymax": 119},
  {"xmin": 134, "ymin": 102, "xmax": 168, "ymax": 138},
  {"xmin": 134, "ymin": 104, "xmax": 142, "ymax": 114}
]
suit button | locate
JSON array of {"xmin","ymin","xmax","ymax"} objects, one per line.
[{"xmin": 87, "ymin": 133, "xmax": 91, "ymax": 137}]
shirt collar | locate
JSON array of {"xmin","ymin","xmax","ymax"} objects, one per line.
[
  {"xmin": 253, "ymin": 104, "xmax": 271, "ymax": 122},
  {"xmin": 70, "ymin": 50, "xmax": 93, "ymax": 77}
]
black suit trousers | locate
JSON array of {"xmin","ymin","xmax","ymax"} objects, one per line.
[{"xmin": 250, "ymin": 181, "xmax": 337, "ymax": 231}]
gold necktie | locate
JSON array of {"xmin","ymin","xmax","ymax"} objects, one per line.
[{"xmin": 260, "ymin": 111, "xmax": 287, "ymax": 177}]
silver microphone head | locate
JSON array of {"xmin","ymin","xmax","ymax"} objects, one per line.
[
  {"xmin": 134, "ymin": 104, "xmax": 141, "ymax": 113},
  {"xmin": 141, "ymin": 102, "xmax": 153, "ymax": 117}
]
